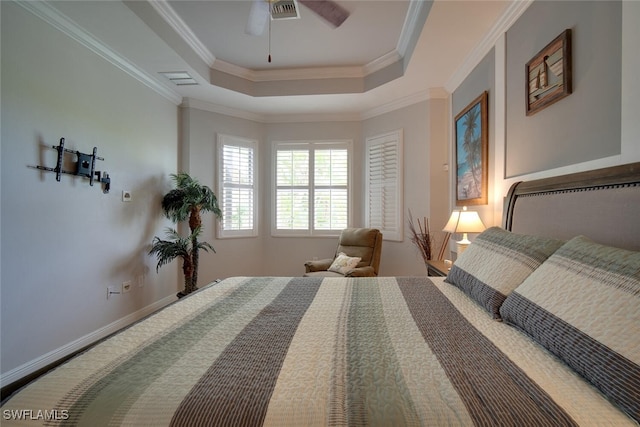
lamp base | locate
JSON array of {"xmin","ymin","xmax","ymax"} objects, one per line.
[{"xmin": 456, "ymin": 235, "xmax": 472, "ymax": 256}]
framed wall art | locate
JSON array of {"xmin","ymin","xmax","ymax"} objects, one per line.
[
  {"xmin": 454, "ymin": 91, "xmax": 488, "ymax": 206},
  {"xmin": 526, "ymin": 29, "xmax": 572, "ymax": 116}
]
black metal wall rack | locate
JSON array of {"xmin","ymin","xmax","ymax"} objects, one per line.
[{"xmin": 30, "ymin": 137, "xmax": 111, "ymax": 193}]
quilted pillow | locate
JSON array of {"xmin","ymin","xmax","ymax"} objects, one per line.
[
  {"xmin": 328, "ymin": 252, "xmax": 361, "ymax": 275},
  {"xmin": 445, "ymin": 227, "xmax": 563, "ymax": 319},
  {"xmin": 500, "ymin": 236, "xmax": 640, "ymax": 422}
]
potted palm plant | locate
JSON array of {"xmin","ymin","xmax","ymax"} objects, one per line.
[{"xmin": 149, "ymin": 173, "xmax": 222, "ymax": 297}]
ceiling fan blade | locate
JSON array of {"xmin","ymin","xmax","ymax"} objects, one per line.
[
  {"xmin": 245, "ymin": 0, "xmax": 270, "ymax": 36},
  {"xmin": 299, "ymin": 0, "xmax": 349, "ymax": 28}
]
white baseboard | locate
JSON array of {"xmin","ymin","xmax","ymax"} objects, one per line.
[{"xmin": 1, "ymin": 294, "xmax": 176, "ymax": 387}]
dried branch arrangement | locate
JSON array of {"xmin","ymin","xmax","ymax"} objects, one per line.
[
  {"xmin": 408, "ymin": 210, "xmax": 433, "ymax": 261},
  {"xmin": 408, "ymin": 210, "xmax": 450, "ymax": 261}
]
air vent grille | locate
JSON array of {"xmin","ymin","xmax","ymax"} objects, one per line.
[
  {"xmin": 270, "ymin": 0, "xmax": 300, "ymax": 20},
  {"xmin": 159, "ymin": 71, "xmax": 198, "ymax": 86}
]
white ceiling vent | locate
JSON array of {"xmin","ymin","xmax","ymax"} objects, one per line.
[
  {"xmin": 160, "ymin": 71, "xmax": 198, "ymax": 86},
  {"xmin": 270, "ymin": 0, "xmax": 300, "ymax": 20}
]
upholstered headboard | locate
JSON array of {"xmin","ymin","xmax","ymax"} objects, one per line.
[{"xmin": 503, "ymin": 162, "xmax": 640, "ymax": 251}]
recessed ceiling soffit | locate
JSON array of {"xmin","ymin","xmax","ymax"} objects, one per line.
[{"xmin": 125, "ymin": 0, "xmax": 433, "ymax": 97}]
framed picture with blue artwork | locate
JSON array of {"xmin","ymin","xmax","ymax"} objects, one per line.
[{"xmin": 454, "ymin": 91, "xmax": 488, "ymax": 206}]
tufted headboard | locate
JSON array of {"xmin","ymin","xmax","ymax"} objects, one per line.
[{"xmin": 503, "ymin": 162, "xmax": 640, "ymax": 251}]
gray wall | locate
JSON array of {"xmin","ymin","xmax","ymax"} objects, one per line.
[
  {"xmin": 451, "ymin": 48, "xmax": 496, "ymax": 227},
  {"xmin": 1, "ymin": 2, "xmax": 179, "ymax": 379},
  {"xmin": 452, "ymin": 49, "xmax": 496, "ymax": 130},
  {"xmin": 505, "ymin": 0, "xmax": 622, "ymax": 177},
  {"xmin": 451, "ymin": 0, "xmax": 637, "ymax": 229}
]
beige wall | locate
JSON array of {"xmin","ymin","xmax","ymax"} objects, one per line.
[
  {"xmin": 262, "ymin": 120, "xmax": 363, "ymax": 277},
  {"xmin": 180, "ymin": 100, "xmax": 448, "ymax": 279},
  {"xmin": 362, "ymin": 101, "xmax": 447, "ymax": 275}
]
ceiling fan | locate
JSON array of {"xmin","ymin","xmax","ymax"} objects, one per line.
[{"xmin": 245, "ymin": 0, "xmax": 350, "ymax": 36}]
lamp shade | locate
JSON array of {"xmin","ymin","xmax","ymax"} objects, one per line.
[
  {"xmin": 443, "ymin": 208, "xmax": 486, "ymax": 234},
  {"xmin": 443, "ymin": 207, "xmax": 486, "ymax": 256}
]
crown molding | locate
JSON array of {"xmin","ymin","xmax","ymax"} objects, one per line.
[
  {"xmin": 361, "ymin": 89, "xmax": 430, "ymax": 120},
  {"xmin": 182, "ymin": 98, "xmax": 267, "ymax": 123},
  {"xmin": 18, "ymin": 0, "xmax": 526, "ymax": 122},
  {"xmin": 445, "ymin": 0, "xmax": 533, "ymax": 93},
  {"xmin": 154, "ymin": 0, "xmax": 419, "ymax": 86},
  {"xmin": 15, "ymin": 0, "xmax": 183, "ymax": 105},
  {"xmin": 184, "ymin": 87, "xmax": 447, "ymax": 123},
  {"xmin": 263, "ymin": 112, "xmax": 363, "ymax": 124},
  {"xmin": 148, "ymin": 0, "xmax": 216, "ymax": 67},
  {"xmin": 213, "ymin": 50, "xmax": 402, "ymax": 83},
  {"xmin": 182, "ymin": 97, "xmax": 363, "ymax": 123},
  {"xmin": 428, "ymin": 87, "xmax": 449, "ymax": 99},
  {"xmin": 397, "ymin": 0, "xmax": 433, "ymax": 55},
  {"xmin": 212, "ymin": 60, "xmax": 366, "ymax": 82},
  {"xmin": 211, "ymin": 51, "xmax": 404, "ymax": 84},
  {"xmin": 362, "ymin": 50, "xmax": 403, "ymax": 77},
  {"xmin": 209, "ymin": 47, "xmax": 403, "ymax": 85}
]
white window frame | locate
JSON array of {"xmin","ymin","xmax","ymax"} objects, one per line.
[
  {"xmin": 365, "ymin": 129, "xmax": 404, "ymax": 241},
  {"xmin": 272, "ymin": 140, "xmax": 352, "ymax": 237},
  {"xmin": 216, "ymin": 134, "xmax": 258, "ymax": 239}
]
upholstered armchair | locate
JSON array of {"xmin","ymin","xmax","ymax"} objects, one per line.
[{"xmin": 304, "ymin": 228, "xmax": 383, "ymax": 277}]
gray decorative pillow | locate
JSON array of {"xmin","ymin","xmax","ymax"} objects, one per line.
[
  {"xmin": 445, "ymin": 227, "xmax": 563, "ymax": 319},
  {"xmin": 500, "ymin": 235, "xmax": 640, "ymax": 423}
]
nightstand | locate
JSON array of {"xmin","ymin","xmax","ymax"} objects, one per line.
[{"xmin": 425, "ymin": 260, "xmax": 450, "ymax": 277}]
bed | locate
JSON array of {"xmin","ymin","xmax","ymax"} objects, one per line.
[{"xmin": 2, "ymin": 162, "xmax": 639, "ymax": 426}]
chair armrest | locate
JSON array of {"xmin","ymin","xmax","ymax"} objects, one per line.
[
  {"xmin": 345, "ymin": 266, "xmax": 376, "ymax": 277},
  {"xmin": 304, "ymin": 258, "xmax": 333, "ymax": 273}
]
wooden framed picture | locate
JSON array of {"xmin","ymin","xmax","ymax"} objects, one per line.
[
  {"xmin": 454, "ymin": 91, "xmax": 488, "ymax": 206},
  {"xmin": 526, "ymin": 29, "xmax": 572, "ymax": 116}
]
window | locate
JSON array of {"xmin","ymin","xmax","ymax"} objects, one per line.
[
  {"xmin": 365, "ymin": 130, "xmax": 403, "ymax": 241},
  {"xmin": 217, "ymin": 134, "xmax": 258, "ymax": 238},
  {"xmin": 273, "ymin": 141, "xmax": 351, "ymax": 236}
]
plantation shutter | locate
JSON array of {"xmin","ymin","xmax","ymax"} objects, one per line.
[
  {"xmin": 365, "ymin": 130, "xmax": 403, "ymax": 241},
  {"xmin": 217, "ymin": 134, "xmax": 258, "ymax": 238},
  {"xmin": 314, "ymin": 148, "xmax": 348, "ymax": 230},
  {"xmin": 275, "ymin": 148, "xmax": 309, "ymax": 230},
  {"xmin": 273, "ymin": 141, "xmax": 351, "ymax": 236}
]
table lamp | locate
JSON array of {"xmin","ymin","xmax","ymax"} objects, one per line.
[{"xmin": 443, "ymin": 206, "xmax": 486, "ymax": 255}]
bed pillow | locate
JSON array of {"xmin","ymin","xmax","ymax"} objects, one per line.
[
  {"xmin": 445, "ymin": 226, "xmax": 564, "ymax": 319},
  {"xmin": 500, "ymin": 236, "xmax": 640, "ymax": 422},
  {"xmin": 328, "ymin": 252, "xmax": 361, "ymax": 275}
]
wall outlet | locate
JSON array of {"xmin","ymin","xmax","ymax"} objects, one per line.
[
  {"xmin": 107, "ymin": 285, "xmax": 120, "ymax": 299},
  {"xmin": 122, "ymin": 190, "xmax": 132, "ymax": 202},
  {"xmin": 122, "ymin": 281, "xmax": 132, "ymax": 293}
]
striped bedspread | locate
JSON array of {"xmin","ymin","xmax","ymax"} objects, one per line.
[{"xmin": 2, "ymin": 277, "xmax": 635, "ymax": 426}]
